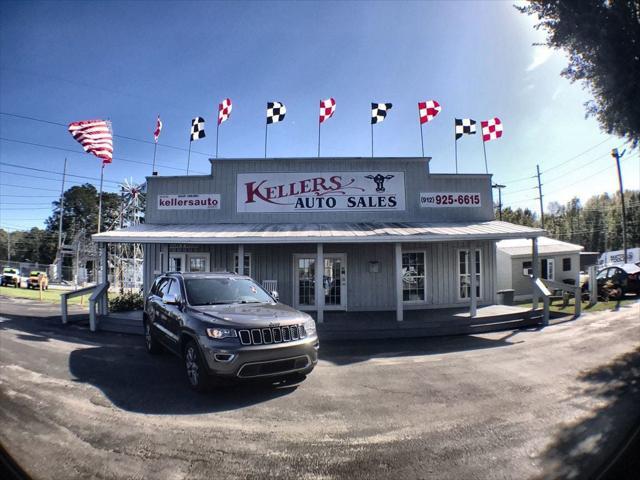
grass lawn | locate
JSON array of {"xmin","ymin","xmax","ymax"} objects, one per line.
[
  {"xmin": 0, "ymin": 285, "xmax": 89, "ymax": 306},
  {"xmin": 517, "ymin": 296, "xmax": 639, "ymax": 315}
]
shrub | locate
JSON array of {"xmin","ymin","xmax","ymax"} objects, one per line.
[{"xmin": 108, "ymin": 291, "xmax": 144, "ymax": 312}]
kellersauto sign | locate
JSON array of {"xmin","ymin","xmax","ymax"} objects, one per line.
[{"xmin": 236, "ymin": 172, "xmax": 406, "ymax": 213}]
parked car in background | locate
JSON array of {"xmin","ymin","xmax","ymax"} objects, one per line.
[
  {"xmin": 27, "ymin": 271, "xmax": 49, "ymax": 290},
  {"xmin": 144, "ymin": 272, "xmax": 319, "ymax": 392},
  {"xmin": 593, "ymin": 264, "xmax": 640, "ymax": 299},
  {"xmin": 1, "ymin": 267, "xmax": 22, "ymax": 288}
]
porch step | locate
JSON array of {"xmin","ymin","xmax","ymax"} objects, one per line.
[{"xmin": 97, "ymin": 312, "xmax": 144, "ymax": 336}]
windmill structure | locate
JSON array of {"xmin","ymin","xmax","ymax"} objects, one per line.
[{"xmin": 109, "ymin": 178, "xmax": 146, "ymax": 291}]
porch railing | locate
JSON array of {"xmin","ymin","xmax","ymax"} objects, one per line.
[{"xmin": 60, "ymin": 282, "xmax": 109, "ymax": 332}]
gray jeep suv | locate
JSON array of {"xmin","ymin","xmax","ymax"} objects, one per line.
[{"xmin": 144, "ymin": 272, "xmax": 319, "ymax": 391}]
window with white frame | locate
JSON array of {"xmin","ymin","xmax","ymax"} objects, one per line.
[
  {"xmin": 234, "ymin": 253, "xmax": 252, "ymax": 277},
  {"xmin": 402, "ymin": 251, "xmax": 426, "ymax": 302},
  {"xmin": 458, "ymin": 249, "xmax": 482, "ymax": 300}
]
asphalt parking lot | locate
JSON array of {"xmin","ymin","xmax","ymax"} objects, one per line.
[{"xmin": 1, "ymin": 297, "xmax": 639, "ymax": 480}]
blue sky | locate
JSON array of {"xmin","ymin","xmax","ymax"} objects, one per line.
[{"xmin": 0, "ymin": 0, "xmax": 638, "ymax": 230}]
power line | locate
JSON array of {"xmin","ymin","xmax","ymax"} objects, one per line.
[
  {"xmin": 0, "ymin": 137, "xmax": 209, "ymax": 175},
  {"xmin": 540, "ymin": 137, "xmax": 614, "ymax": 172},
  {"xmin": 0, "ymin": 183, "xmax": 60, "ymax": 192},
  {"xmin": 0, "ymin": 170, "xmax": 120, "ymax": 192},
  {"xmin": 0, "ymin": 161, "xmax": 122, "ymax": 185},
  {"xmin": 0, "ymin": 111, "xmax": 215, "ymax": 158}
]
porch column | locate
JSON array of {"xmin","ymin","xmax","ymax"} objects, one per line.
[
  {"xmin": 315, "ymin": 243, "xmax": 324, "ymax": 323},
  {"xmin": 469, "ymin": 245, "xmax": 477, "ymax": 318},
  {"xmin": 100, "ymin": 243, "xmax": 108, "ymax": 315},
  {"xmin": 237, "ymin": 244, "xmax": 244, "ymax": 275},
  {"xmin": 161, "ymin": 244, "xmax": 169, "ymax": 273},
  {"xmin": 395, "ymin": 242, "xmax": 403, "ymax": 322},
  {"xmin": 532, "ymin": 237, "xmax": 540, "ymax": 309}
]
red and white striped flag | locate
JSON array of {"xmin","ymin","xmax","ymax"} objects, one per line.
[
  {"xmin": 418, "ymin": 100, "xmax": 441, "ymax": 124},
  {"xmin": 481, "ymin": 117, "xmax": 503, "ymax": 142},
  {"xmin": 218, "ymin": 98, "xmax": 232, "ymax": 125},
  {"xmin": 319, "ymin": 98, "xmax": 336, "ymax": 123},
  {"xmin": 153, "ymin": 115, "xmax": 162, "ymax": 143},
  {"xmin": 68, "ymin": 119, "xmax": 113, "ymax": 164}
]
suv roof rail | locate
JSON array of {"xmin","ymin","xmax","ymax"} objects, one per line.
[{"xmin": 162, "ymin": 271, "xmax": 238, "ymax": 275}]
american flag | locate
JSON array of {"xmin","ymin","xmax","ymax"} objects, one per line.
[
  {"xmin": 481, "ymin": 117, "xmax": 503, "ymax": 142},
  {"xmin": 154, "ymin": 115, "xmax": 162, "ymax": 143},
  {"xmin": 68, "ymin": 119, "xmax": 113, "ymax": 164},
  {"xmin": 218, "ymin": 98, "xmax": 232, "ymax": 125},
  {"xmin": 319, "ymin": 98, "xmax": 336, "ymax": 123},
  {"xmin": 418, "ymin": 100, "xmax": 441, "ymax": 124}
]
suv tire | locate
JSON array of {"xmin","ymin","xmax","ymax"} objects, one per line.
[
  {"xmin": 184, "ymin": 340, "xmax": 212, "ymax": 393},
  {"xmin": 144, "ymin": 320, "xmax": 163, "ymax": 355}
]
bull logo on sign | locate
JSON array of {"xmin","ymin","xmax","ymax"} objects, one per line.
[{"xmin": 365, "ymin": 174, "xmax": 394, "ymax": 192}]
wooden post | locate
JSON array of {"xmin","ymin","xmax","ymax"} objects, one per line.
[
  {"xmin": 588, "ymin": 265, "xmax": 598, "ymax": 307},
  {"xmin": 39, "ymin": 275, "xmax": 43, "ymax": 301},
  {"xmin": 395, "ymin": 243, "xmax": 403, "ymax": 322},
  {"xmin": 469, "ymin": 247, "xmax": 477, "ymax": 317},
  {"xmin": 315, "ymin": 243, "xmax": 324, "ymax": 323},
  {"xmin": 532, "ymin": 237, "xmax": 540, "ymax": 310}
]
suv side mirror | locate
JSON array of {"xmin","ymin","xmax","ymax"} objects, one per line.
[
  {"xmin": 163, "ymin": 293, "xmax": 181, "ymax": 305},
  {"xmin": 270, "ymin": 290, "xmax": 279, "ymax": 302}
]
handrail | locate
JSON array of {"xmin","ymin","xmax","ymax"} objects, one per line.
[
  {"xmin": 541, "ymin": 279, "xmax": 582, "ymax": 317},
  {"xmin": 89, "ymin": 282, "xmax": 110, "ymax": 332},
  {"xmin": 529, "ymin": 276, "xmax": 551, "ymax": 326},
  {"xmin": 60, "ymin": 285, "xmax": 99, "ymax": 325},
  {"xmin": 60, "ymin": 282, "xmax": 110, "ymax": 332}
]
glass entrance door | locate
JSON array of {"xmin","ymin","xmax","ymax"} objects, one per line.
[{"xmin": 294, "ymin": 254, "xmax": 347, "ymax": 310}]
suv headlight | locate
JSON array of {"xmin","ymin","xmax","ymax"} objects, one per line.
[
  {"xmin": 206, "ymin": 328, "xmax": 237, "ymax": 340},
  {"xmin": 303, "ymin": 317, "xmax": 317, "ymax": 336}
]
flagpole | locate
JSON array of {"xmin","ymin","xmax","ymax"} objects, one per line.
[
  {"xmin": 454, "ymin": 137, "xmax": 458, "ymax": 174},
  {"xmin": 371, "ymin": 123, "xmax": 374, "ymax": 158},
  {"xmin": 318, "ymin": 119, "xmax": 321, "ymax": 158},
  {"xmin": 482, "ymin": 138, "xmax": 488, "ymax": 174},
  {"xmin": 152, "ymin": 141, "xmax": 158, "ymax": 175},
  {"xmin": 216, "ymin": 121, "xmax": 220, "ymax": 159},
  {"xmin": 420, "ymin": 123, "xmax": 425, "ymax": 158},
  {"xmin": 97, "ymin": 162, "xmax": 105, "ymax": 233},
  {"xmin": 264, "ymin": 123, "xmax": 268, "ymax": 158},
  {"xmin": 187, "ymin": 141, "xmax": 192, "ymax": 175}
]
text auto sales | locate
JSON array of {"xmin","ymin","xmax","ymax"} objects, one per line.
[{"xmin": 243, "ymin": 175, "xmax": 401, "ymax": 211}]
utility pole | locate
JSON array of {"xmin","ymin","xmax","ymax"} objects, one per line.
[
  {"xmin": 536, "ymin": 164, "xmax": 545, "ymax": 229},
  {"xmin": 611, "ymin": 148, "xmax": 628, "ymax": 263},
  {"xmin": 492, "ymin": 183, "xmax": 506, "ymax": 221},
  {"xmin": 6, "ymin": 231, "xmax": 10, "ymax": 262},
  {"xmin": 57, "ymin": 158, "xmax": 67, "ymax": 281}
]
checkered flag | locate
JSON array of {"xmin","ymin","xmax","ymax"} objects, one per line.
[
  {"xmin": 190, "ymin": 117, "xmax": 205, "ymax": 141},
  {"xmin": 481, "ymin": 117, "xmax": 503, "ymax": 142},
  {"xmin": 455, "ymin": 118, "xmax": 476, "ymax": 140},
  {"xmin": 218, "ymin": 98, "xmax": 232, "ymax": 125},
  {"xmin": 319, "ymin": 98, "xmax": 336, "ymax": 123},
  {"xmin": 371, "ymin": 103, "xmax": 392, "ymax": 124},
  {"xmin": 267, "ymin": 102, "xmax": 286, "ymax": 124},
  {"xmin": 418, "ymin": 100, "xmax": 441, "ymax": 124}
]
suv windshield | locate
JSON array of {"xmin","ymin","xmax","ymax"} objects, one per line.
[{"xmin": 184, "ymin": 277, "xmax": 274, "ymax": 306}]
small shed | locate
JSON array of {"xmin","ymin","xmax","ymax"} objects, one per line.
[{"xmin": 497, "ymin": 237, "xmax": 583, "ymax": 300}]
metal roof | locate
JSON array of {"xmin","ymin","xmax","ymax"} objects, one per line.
[
  {"xmin": 93, "ymin": 221, "xmax": 545, "ymax": 244},
  {"xmin": 497, "ymin": 237, "xmax": 584, "ymax": 257}
]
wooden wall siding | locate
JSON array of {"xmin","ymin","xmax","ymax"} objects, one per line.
[
  {"xmin": 144, "ymin": 240, "xmax": 498, "ymax": 309},
  {"xmin": 145, "ymin": 157, "xmax": 495, "ymax": 225}
]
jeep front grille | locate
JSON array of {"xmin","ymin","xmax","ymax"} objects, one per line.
[{"xmin": 238, "ymin": 325, "xmax": 307, "ymax": 346}]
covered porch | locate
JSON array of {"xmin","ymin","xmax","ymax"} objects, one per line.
[{"xmin": 89, "ymin": 220, "xmax": 552, "ymax": 333}]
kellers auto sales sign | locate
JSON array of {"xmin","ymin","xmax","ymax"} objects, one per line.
[{"xmin": 236, "ymin": 172, "xmax": 405, "ymax": 213}]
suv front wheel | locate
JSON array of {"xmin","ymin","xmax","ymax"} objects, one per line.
[
  {"xmin": 184, "ymin": 340, "xmax": 213, "ymax": 393},
  {"xmin": 144, "ymin": 319, "xmax": 163, "ymax": 354}
]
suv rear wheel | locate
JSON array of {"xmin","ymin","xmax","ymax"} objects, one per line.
[
  {"xmin": 144, "ymin": 320, "xmax": 163, "ymax": 354},
  {"xmin": 184, "ymin": 340, "xmax": 212, "ymax": 393}
]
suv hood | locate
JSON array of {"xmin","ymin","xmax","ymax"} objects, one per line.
[{"xmin": 189, "ymin": 302, "xmax": 309, "ymax": 327}]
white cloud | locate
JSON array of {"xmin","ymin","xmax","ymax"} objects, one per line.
[{"xmin": 526, "ymin": 46, "xmax": 553, "ymax": 72}]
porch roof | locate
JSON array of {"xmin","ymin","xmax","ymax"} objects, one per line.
[{"xmin": 92, "ymin": 220, "xmax": 545, "ymax": 244}]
